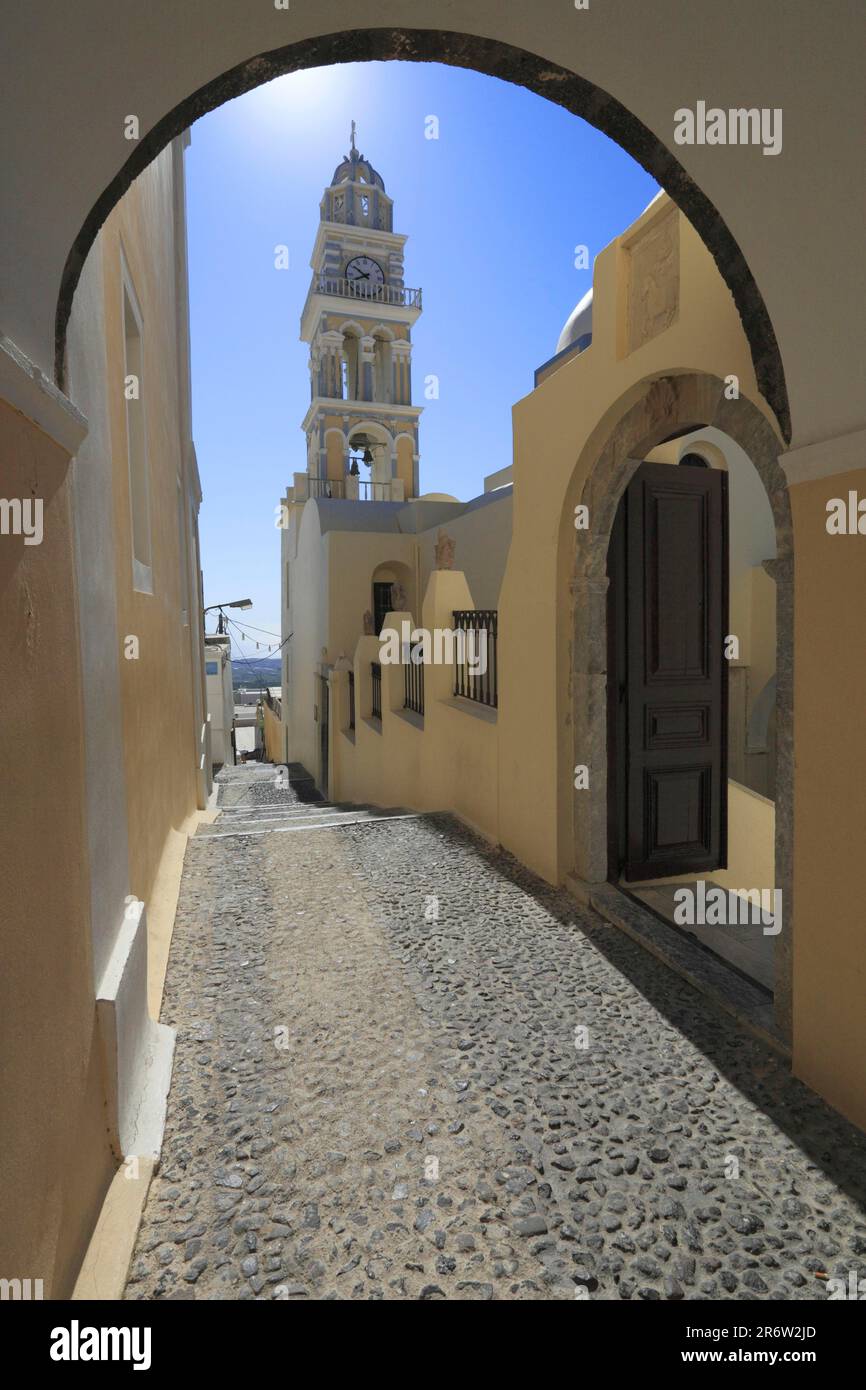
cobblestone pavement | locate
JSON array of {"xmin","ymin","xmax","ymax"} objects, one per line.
[{"xmin": 127, "ymin": 764, "xmax": 866, "ymax": 1301}]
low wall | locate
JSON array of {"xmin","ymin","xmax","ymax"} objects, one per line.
[
  {"xmin": 262, "ymin": 700, "xmax": 283, "ymax": 764},
  {"xmin": 331, "ymin": 573, "xmax": 500, "ymax": 841},
  {"xmin": 713, "ymin": 780, "xmax": 775, "ymax": 895}
]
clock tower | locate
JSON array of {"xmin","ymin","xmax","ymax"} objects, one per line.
[{"xmin": 298, "ymin": 125, "xmax": 423, "ymax": 502}]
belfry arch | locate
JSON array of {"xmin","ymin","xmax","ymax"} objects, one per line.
[
  {"xmin": 567, "ymin": 371, "xmax": 793, "ymax": 1033},
  {"xmin": 52, "ymin": 28, "xmax": 789, "ymax": 440}
]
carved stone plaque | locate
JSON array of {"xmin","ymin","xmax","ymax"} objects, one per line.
[{"xmin": 626, "ymin": 206, "xmax": 679, "ymax": 353}]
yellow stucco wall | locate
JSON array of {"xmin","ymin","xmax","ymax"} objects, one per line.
[
  {"xmin": 0, "ymin": 402, "xmax": 116, "ymax": 1297},
  {"xmin": 716, "ymin": 782, "xmax": 776, "ymax": 895},
  {"xmin": 100, "ymin": 150, "xmax": 199, "ymax": 912},
  {"xmin": 0, "ymin": 137, "xmax": 204, "ymax": 1299},
  {"xmin": 328, "ymin": 531, "xmax": 418, "ymax": 648},
  {"xmin": 790, "ymin": 467, "xmax": 866, "ymax": 1129},
  {"xmin": 326, "ymin": 426, "xmax": 345, "ymax": 481},
  {"xmin": 263, "ymin": 699, "xmax": 283, "ymax": 763},
  {"xmin": 396, "ymin": 435, "xmax": 414, "ymax": 496}
]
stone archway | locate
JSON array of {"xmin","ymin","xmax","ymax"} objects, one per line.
[
  {"xmin": 52, "ymin": 29, "xmax": 789, "ymax": 440},
  {"xmin": 569, "ymin": 372, "xmax": 793, "ymax": 1035}
]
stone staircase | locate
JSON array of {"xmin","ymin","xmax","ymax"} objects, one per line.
[{"xmin": 195, "ymin": 762, "xmax": 412, "ymax": 840}]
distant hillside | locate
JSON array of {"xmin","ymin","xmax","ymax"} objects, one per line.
[{"xmin": 231, "ymin": 656, "xmax": 281, "ymax": 689}]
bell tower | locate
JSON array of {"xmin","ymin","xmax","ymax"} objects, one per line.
[{"xmin": 299, "ymin": 124, "xmax": 423, "ymax": 502}]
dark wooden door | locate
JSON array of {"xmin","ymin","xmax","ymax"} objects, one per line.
[{"xmin": 609, "ymin": 461, "xmax": 728, "ymax": 881}]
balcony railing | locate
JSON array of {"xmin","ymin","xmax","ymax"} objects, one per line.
[
  {"xmin": 403, "ymin": 643, "xmax": 425, "ymax": 717},
  {"xmin": 371, "ymin": 662, "xmax": 382, "ymax": 721},
  {"xmin": 453, "ymin": 609, "xmax": 498, "ymax": 710},
  {"xmin": 312, "ymin": 275, "xmax": 422, "ymax": 309},
  {"xmin": 307, "ymin": 477, "xmax": 395, "ymax": 502}
]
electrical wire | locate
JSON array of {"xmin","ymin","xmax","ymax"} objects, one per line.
[
  {"xmin": 226, "ymin": 619, "xmax": 284, "ymax": 639},
  {"xmin": 224, "ymin": 617, "xmax": 292, "ymax": 678}
]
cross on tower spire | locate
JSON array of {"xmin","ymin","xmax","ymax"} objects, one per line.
[{"xmin": 350, "ymin": 119, "xmax": 357, "ymax": 155}]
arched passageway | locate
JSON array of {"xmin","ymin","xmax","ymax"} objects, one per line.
[
  {"xmin": 4, "ymin": 1, "xmax": 866, "ymax": 1301},
  {"xmin": 52, "ymin": 28, "xmax": 789, "ymax": 440}
]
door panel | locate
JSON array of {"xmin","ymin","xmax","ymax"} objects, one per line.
[{"xmin": 612, "ymin": 461, "xmax": 728, "ymax": 881}]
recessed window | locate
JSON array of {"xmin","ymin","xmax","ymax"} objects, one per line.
[
  {"xmin": 122, "ymin": 262, "xmax": 152, "ymax": 593},
  {"xmin": 177, "ymin": 479, "xmax": 189, "ymax": 625},
  {"xmin": 206, "ymin": 661, "xmax": 219, "ymax": 676}
]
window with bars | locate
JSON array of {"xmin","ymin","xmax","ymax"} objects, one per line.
[
  {"xmin": 371, "ymin": 662, "xmax": 382, "ymax": 720},
  {"xmin": 403, "ymin": 642, "xmax": 425, "ymax": 717},
  {"xmin": 452, "ymin": 610, "xmax": 498, "ymax": 709}
]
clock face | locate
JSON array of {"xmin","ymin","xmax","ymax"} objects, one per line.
[{"xmin": 346, "ymin": 256, "xmax": 385, "ymax": 292}]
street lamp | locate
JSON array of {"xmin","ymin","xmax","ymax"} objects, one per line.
[{"xmin": 203, "ymin": 598, "xmax": 252, "ymax": 634}]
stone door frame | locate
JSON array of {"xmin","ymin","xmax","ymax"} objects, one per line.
[{"xmin": 570, "ymin": 372, "xmax": 794, "ymax": 1036}]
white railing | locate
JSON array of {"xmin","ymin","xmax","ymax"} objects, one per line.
[{"xmin": 310, "ymin": 276, "xmax": 422, "ymax": 309}]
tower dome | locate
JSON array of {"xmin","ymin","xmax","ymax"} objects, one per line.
[
  {"xmin": 330, "ymin": 152, "xmax": 385, "ymax": 190},
  {"xmin": 556, "ymin": 287, "xmax": 593, "ymax": 356},
  {"xmin": 331, "ymin": 140, "xmax": 386, "ymax": 191},
  {"xmin": 322, "ymin": 122, "xmax": 393, "ymax": 230}
]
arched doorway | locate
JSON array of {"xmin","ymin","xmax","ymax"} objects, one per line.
[
  {"xmin": 569, "ymin": 372, "xmax": 793, "ymax": 1034},
  {"xmin": 370, "ymin": 559, "xmax": 415, "ymax": 635}
]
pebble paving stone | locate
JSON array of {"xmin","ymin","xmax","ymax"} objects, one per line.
[{"xmin": 126, "ymin": 763, "xmax": 866, "ymax": 1301}]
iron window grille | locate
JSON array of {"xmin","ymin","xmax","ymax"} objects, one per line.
[
  {"xmin": 453, "ymin": 609, "xmax": 498, "ymax": 709},
  {"xmin": 371, "ymin": 662, "xmax": 382, "ymax": 721},
  {"xmin": 403, "ymin": 641, "xmax": 425, "ymax": 716}
]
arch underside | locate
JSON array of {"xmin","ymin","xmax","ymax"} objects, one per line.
[{"xmin": 54, "ymin": 27, "xmax": 789, "ymax": 440}]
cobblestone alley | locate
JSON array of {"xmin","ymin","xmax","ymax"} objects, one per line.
[{"xmin": 126, "ymin": 764, "xmax": 866, "ymax": 1301}]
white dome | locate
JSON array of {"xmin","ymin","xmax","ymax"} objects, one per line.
[{"xmin": 556, "ymin": 287, "xmax": 593, "ymax": 356}]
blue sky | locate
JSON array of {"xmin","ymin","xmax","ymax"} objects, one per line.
[{"xmin": 187, "ymin": 61, "xmax": 658, "ymax": 655}]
